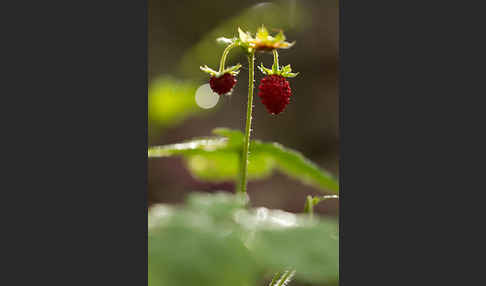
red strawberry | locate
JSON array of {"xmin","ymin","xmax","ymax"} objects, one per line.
[
  {"xmin": 258, "ymin": 75, "xmax": 292, "ymax": 115},
  {"xmin": 209, "ymin": 73, "xmax": 237, "ymax": 95}
]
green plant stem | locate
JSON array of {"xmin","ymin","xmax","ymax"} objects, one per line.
[
  {"xmin": 219, "ymin": 42, "xmax": 237, "ymax": 72},
  {"xmin": 238, "ymin": 50, "xmax": 255, "ymax": 193},
  {"xmin": 305, "ymin": 195, "xmax": 315, "ymax": 219},
  {"xmin": 272, "ymin": 49, "xmax": 279, "ymax": 72},
  {"xmin": 268, "ymin": 272, "xmax": 281, "ymax": 286},
  {"xmin": 277, "ymin": 271, "xmax": 293, "ymax": 286},
  {"xmin": 305, "ymin": 195, "xmax": 340, "ymax": 219},
  {"xmin": 268, "ymin": 270, "xmax": 295, "ymax": 286}
]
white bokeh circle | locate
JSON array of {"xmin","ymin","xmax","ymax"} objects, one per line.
[{"xmin": 195, "ymin": 84, "xmax": 219, "ymax": 109}]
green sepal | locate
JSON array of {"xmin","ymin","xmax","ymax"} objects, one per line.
[
  {"xmin": 199, "ymin": 65, "xmax": 219, "ymax": 77},
  {"xmin": 258, "ymin": 63, "xmax": 273, "ymax": 75},
  {"xmin": 224, "ymin": 63, "xmax": 242, "ymax": 75},
  {"xmin": 216, "ymin": 37, "xmax": 236, "ymax": 45},
  {"xmin": 274, "ymin": 30, "xmax": 286, "ymax": 42},
  {"xmin": 238, "ymin": 27, "xmax": 252, "ymax": 42},
  {"xmin": 282, "ymin": 64, "xmax": 292, "ymax": 73},
  {"xmin": 258, "ymin": 63, "xmax": 299, "ymax": 78},
  {"xmin": 200, "ymin": 64, "xmax": 242, "ymax": 78},
  {"xmin": 237, "ymin": 26, "xmax": 295, "ymax": 53},
  {"xmin": 256, "ymin": 25, "xmax": 269, "ymax": 39},
  {"xmin": 283, "ymin": 72, "xmax": 299, "ymax": 78}
]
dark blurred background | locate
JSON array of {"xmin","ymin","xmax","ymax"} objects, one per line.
[{"xmin": 148, "ymin": 0, "xmax": 339, "ymax": 217}]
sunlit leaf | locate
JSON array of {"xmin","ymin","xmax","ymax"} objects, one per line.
[
  {"xmin": 147, "ymin": 138, "xmax": 228, "ymax": 157},
  {"xmin": 252, "ymin": 141, "xmax": 339, "ymax": 193},
  {"xmin": 148, "ymin": 192, "xmax": 339, "ymax": 286},
  {"xmin": 251, "ymin": 220, "xmax": 339, "ymax": 283},
  {"xmin": 185, "ymin": 152, "xmax": 275, "ymax": 182},
  {"xmin": 149, "ymin": 225, "xmax": 258, "ymax": 286},
  {"xmin": 148, "ymin": 128, "xmax": 339, "ymax": 193}
]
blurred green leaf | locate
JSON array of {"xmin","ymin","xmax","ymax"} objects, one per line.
[
  {"xmin": 148, "ymin": 137, "xmax": 228, "ymax": 157},
  {"xmin": 251, "ymin": 220, "xmax": 339, "ymax": 284},
  {"xmin": 149, "ymin": 225, "xmax": 258, "ymax": 286},
  {"xmin": 148, "ymin": 192, "xmax": 339, "ymax": 286},
  {"xmin": 149, "ymin": 76, "xmax": 210, "ymax": 128},
  {"xmin": 148, "ymin": 128, "xmax": 339, "ymax": 194},
  {"xmin": 186, "ymin": 151, "xmax": 275, "ymax": 182}
]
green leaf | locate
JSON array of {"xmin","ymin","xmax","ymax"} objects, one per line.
[
  {"xmin": 252, "ymin": 141, "xmax": 339, "ymax": 193},
  {"xmin": 149, "ymin": 193, "xmax": 258, "ymax": 286},
  {"xmin": 185, "ymin": 151, "xmax": 275, "ymax": 182},
  {"xmin": 149, "ymin": 76, "xmax": 210, "ymax": 129},
  {"xmin": 148, "ymin": 192, "xmax": 339, "ymax": 286},
  {"xmin": 148, "ymin": 128, "xmax": 339, "ymax": 194},
  {"xmin": 250, "ymin": 219, "xmax": 339, "ymax": 283},
  {"xmin": 149, "ymin": 225, "xmax": 258, "ymax": 286},
  {"xmin": 212, "ymin": 127, "xmax": 244, "ymax": 144},
  {"xmin": 147, "ymin": 138, "xmax": 228, "ymax": 157}
]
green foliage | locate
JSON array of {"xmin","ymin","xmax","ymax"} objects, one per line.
[
  {"xmin": 200, "ymin": 63, "xmax": 242, "ymax": 77},
  {"xmin": 148, "ymin": 128, "xmax": 339, "ymax": 193},
  {"xmin": 148, "ymin": 76, "xmax": 209, "ymax": 128},
  {"xmin": 148, "ymin": 192, "xmax": 339, "ymax": 286}
]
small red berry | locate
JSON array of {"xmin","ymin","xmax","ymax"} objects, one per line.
[
  {"xmin": 209, "ymin": 73, "xmax": 237, "ymax": 95},
  {"xmin": 258, "ymin": 75, "xmax": 292, "ymax": 115}
]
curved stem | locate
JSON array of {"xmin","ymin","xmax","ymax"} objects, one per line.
[
  {"xmin": 272, "ymin": 49, "xmax": 279, "ymax": 73},
  {"xmin": 238, "ymin": 50, "xmax": 255, "ymax": 193},
  {"xmin": 219, "ymin": 42, "xmax": 237, "ymax": 72}
]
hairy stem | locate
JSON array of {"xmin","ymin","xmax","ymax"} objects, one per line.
[
  {"xmin": 238, "ymin": 50, "xmax": 255, "ymax": 193},
  {"xmin": 268, "ymin": 270, "xmax": 296, "ymax": 286},
  {"xmin": 219, "ymin": 42, "xmax": 237, "ymax": 72},
  {"xmin": 272, "ymin": 49, "xmax": 279, "ymax": 72}
]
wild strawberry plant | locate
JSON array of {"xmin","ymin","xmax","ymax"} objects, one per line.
[{"xmin": 148, "ymin": 26, "xmax": 339, "ymax": 286}]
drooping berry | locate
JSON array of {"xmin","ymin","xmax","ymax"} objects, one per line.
[
  {"xmin": 209, "ymin": 73, "xmax": 237, "ymax": 95},
  {"xmin": 258, "ymin": 75, "xmax": 292, "ymax": 115}
]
